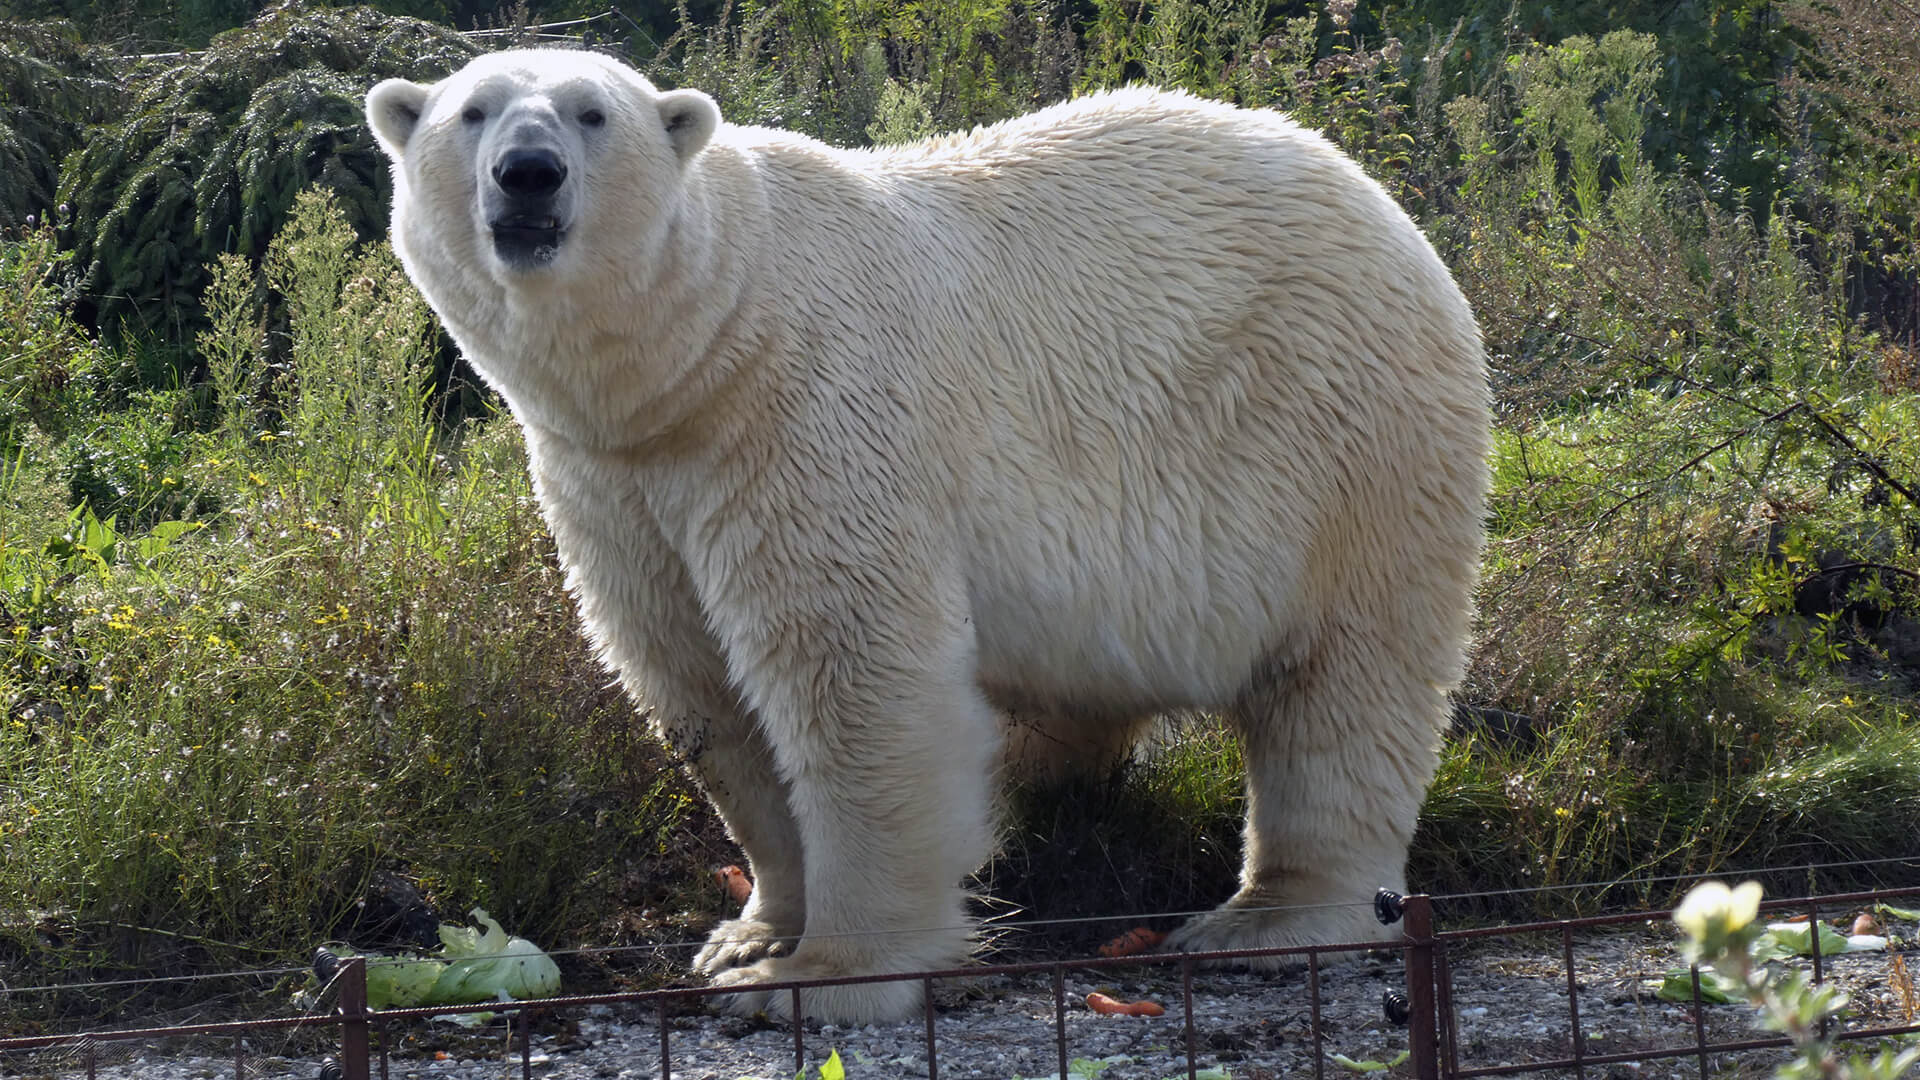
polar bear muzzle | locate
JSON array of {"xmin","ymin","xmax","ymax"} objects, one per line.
[{"xmin": 489, "ymin": 147, "xmax": 569, "ymax": 267}]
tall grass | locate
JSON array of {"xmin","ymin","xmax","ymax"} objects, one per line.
[{"xmin": 1416, "ymin": 28, "xmax": 1920, "ymax": 911}]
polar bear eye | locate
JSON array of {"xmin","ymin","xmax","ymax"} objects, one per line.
[
  {"xmin": 461, "ymin": 106, "xmax": 485, "ymax": 125},
  {"xmin": 580, "ymin": 108, "xmax": 606, "ymax": 128}
]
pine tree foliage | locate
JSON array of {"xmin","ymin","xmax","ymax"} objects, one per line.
[
  {"xmin": 0, "ymin": 21, "xmax": 119, "ymax": 229},
  {"xmin": 53, "ymin": 2, "xmax": 478, "ymax": 342}
]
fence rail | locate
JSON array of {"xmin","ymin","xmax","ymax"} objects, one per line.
[{"xmin": 7, "ymin": 885, "xmax": 1920, "ymax": 1079}]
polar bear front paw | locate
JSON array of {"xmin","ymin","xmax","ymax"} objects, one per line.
[
  {"xmin": 693, "ymin": 918, "xmax": 795, "ymax": 976},
  {"xmin": 709, "ymin": 957, "xmax": 924, "ymax": 1024}
]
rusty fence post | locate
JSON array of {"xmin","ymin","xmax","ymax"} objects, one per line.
[
  {"xmin": 659, "ymin": 998, "xmax": 671, "ymax": 1080},
  {"xmin": 923, "ymin": 976, "xmax": 939, "ymax": 1080},
  {"xmin": 1808, "ymin": 900, "xmax": 1832, "ymax": 1041},
  {"xmin": 792, "ymin": 988, "xmax": 805, "ymax": 1074},
  {"xmin": 1052, "ymin": 964, "xmax": 1068, "ymax": 1080},
  {"xmin": 1403, "ymin": 894, "xmax": 1439, "ymax": 1080},
  {"xmin": 339, "ymin": 957, "xmax": 371, "ymax": 1080}
]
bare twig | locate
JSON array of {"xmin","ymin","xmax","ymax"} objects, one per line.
[
  {"xmin": 1798, "ymin": 405, "xmax": 1920, "ymax": 507},
  {"xmin": 1798, "ymin": 561, "xmax": 1920, "ymax": 587},
  {"xmin": 1588, "ymin": 401, "xmax": 1808, "ymax": 532}
]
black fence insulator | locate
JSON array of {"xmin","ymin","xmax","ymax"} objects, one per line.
[
  {"xmin": 318, "ymin": 1058, "xmax": 344, "ymax": 1080},
  {"xmin": 1375, "ymin": 889, "xmax": 1406, "ymax": 926},
  {"xmin": 1382, "ymin": 989, "xmax": 1411, "ymax": 1027},
  {"xmin": 313, "ymin": 948, "xmax": 342, "ymax": 982}
]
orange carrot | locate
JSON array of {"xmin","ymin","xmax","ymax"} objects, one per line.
[
  {"xmin": 713, "ymin": 864, "xmax": 753, "ymax": 906},
  {"xmin": 1098, "ymin": 927, "xmax": 1167, "ymax": 958},
  {"xmin": 1086, "ymin": 992, "xmax": 1166, "ymax": 1017}
]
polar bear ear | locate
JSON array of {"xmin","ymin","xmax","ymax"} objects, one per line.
[
  {"xmin": 366, "ymin": 79, "xmax": 431, "ymax": 160},
  {"xmin": 657, "ymin": 88, "xmax": 719, "ymax": 162}
]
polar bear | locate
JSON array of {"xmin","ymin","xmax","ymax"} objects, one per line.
[{"xmin": 366, "ymin": 47, "xmax": 1489, "ymax": 1024}]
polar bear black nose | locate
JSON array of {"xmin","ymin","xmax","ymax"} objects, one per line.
[{"xmin": 493, "ymin": 149, "xmax": 567, "ymax": 197}]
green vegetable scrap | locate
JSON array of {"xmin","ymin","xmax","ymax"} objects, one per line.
[
  {"xmin": 1754, "ymin": 921, "xmax": 1850, "ymax": 962},
  {"xmin": 429, "ymin": 907, "xmax": 563, "ymax": 1004},
  {"xmin": 363, "ymin": 956, "xmax": 446, "ymax": 1011},
  {"xmin": 333, "ymin": 907, "xmax": 561, "ymax": 1010}
]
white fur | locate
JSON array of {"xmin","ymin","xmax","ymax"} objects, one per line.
[{"xmin": 368, "ymin": 48, "xmax": 1490, "ymax": 1024}]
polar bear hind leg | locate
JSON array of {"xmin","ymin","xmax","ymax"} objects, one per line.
[
  {"xmin": 1162, "ymin": 616, "xmax": 1451, "ymax": 964},
  {"xmin": 999, "ymin": 700, "xmax": 1156, "ymax": 785}
]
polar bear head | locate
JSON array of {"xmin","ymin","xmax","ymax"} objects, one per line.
[{"xmin": 366, "ymin": 49, "xmax": 720, "ymax": 284}]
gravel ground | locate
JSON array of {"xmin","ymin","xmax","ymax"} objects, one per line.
[{"xmin": 8, "ymin": 918, "xmax": 1918, "ymax": 1080}]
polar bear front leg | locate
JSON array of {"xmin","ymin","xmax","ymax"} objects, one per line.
[
  {"xmin": 521, "ymin": 430, "xmax": 810, "ymax": 976},
  {"xmin": 699, "ymin": 560, "xmax": 999, "ymax": 1023},
  {"xmin": 665, "ymin": 707, "xmax": 810, "ymax": 975},
  {"xmin": 616, "ymin": 560, "xmax": 807, "ymax": 976}
]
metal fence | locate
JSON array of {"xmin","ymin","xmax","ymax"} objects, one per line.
[
  {"xmin": 1422, "ymin": 886, "xmax": 1920, "ymax": 1080},
  {"xmin": 6, "ymin": 885, "xmax": 1919, "ymax": 1079}
]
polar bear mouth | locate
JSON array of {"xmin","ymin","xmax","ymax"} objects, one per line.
[{"xmin": 491, "ymin": 216, "xmax": 566, "ymax": 266}]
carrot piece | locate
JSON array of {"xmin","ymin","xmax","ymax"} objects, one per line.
[
  {"xmin": 1097, "ymin": 927, "xmax": 1167, "ymax": 958},
  {"xmin": 1086, "ymin": 991, "xmax": 1166, "ymax": 1017},
  {"xmin": 713, "ymin": 864, "xmax": 753, "ymax": 906}
]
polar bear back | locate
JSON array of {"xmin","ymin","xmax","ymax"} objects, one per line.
[{"xmin": 692, "ymin": 90, "xmax": 1486, "ymax": 712}]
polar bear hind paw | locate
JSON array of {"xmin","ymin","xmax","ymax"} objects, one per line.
[
  {"xmin": 709, "ymin": 958, "xmax": 923, "ymax": 1024},
  {"xmin": 1162, "ymin": 903, "xmax": 1395, "ymax": 971}
]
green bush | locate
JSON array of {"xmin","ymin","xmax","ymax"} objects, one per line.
[
  {"xmin": 62, "ymin": 390, "xmax": 222, "ymax": 530},
  {"xmin": 652, "ymin": 0, "xmax": 1076, "ymax": 147},
  {"xmin": 0, "ymin": 190, "xmax": 709, "ymax": 984},
  {"xmin": 1309, "ymin": 17, "xmax": 1920, "ymax": 910},
  {"xmin": 1781, "ymin": 0, "xmax": 1920, "ymax": 347},
  {"xmin": 54, "ymin": 3, "xmax": 478, "ymax": 349},
  {"xmin": 0, "ymin": 21, "xmax": 118, "ymax": 229},
  {"xmin": 1, "ymin": 220, "xmax": 102, "ymax": 449},
  {"xmin": 1382, "ymin": 0, "xmax": 1805, "ymax": 202}
]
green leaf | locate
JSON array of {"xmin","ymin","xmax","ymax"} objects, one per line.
[
  {"xmin": 1655, "ymin": 968, "xmax": 1741, "ymax": 1005},
  {"xmin": 818, "ymin": 1049, "xmax": 845, "ymax": 1080}
]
